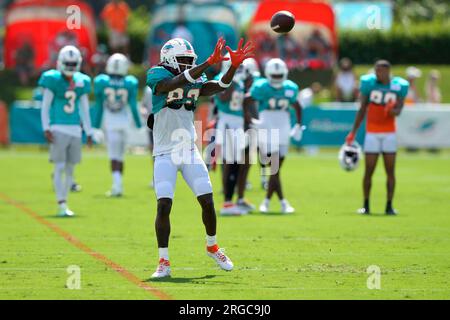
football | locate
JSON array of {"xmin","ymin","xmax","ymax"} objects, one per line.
[{"xmin": 270, "ymin": 10, "xmax": 295, "ymax": 33}]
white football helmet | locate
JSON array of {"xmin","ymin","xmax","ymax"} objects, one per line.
[
  {"xmin": 160, "ymin": 38, "xmax": 197, "ymax": 73},
  {"xmin": 338, "ymin": 142, "xmax": 362, "ymax": 171},
  {"xmin": 106, "ymin": 53, "xmax": 129, "ymax": 76},
  {"xmin": 243, "ymin": 58, "xmax": 261, "ymax": 78},
  {"xmin": 57, "ymin": 45, "xmax": 82, "ymax": 77},
  {"xmin": 264, "ymin": 58, "xmax": 288, "ymax": 88},
  {"xmin": 221, "ymin": 53, "xmax": 246, "ymax": 83}
]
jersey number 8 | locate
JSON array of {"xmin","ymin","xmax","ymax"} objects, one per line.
[
  {"xmin": 166, "ymin": 88, "xmax": 200, "ymax": 105},
  {"xmin": 370, "ymin": 90, "xmax": 397, "ymax": 105}
]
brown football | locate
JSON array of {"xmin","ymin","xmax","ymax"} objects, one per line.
[{"xmin": 270, "ymin": 11, "xmax": 295, "ymax": 34}]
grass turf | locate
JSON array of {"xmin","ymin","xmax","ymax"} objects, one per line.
[{"xmin": 0, "ymin": 147, "xmax": 449, "ymax": 299}]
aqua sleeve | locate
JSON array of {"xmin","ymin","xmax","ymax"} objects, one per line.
[
  {"xmin": 128, "ymin": 77, "xmax": 141, "ymax": 128},
  {"xmin": 93, "ymin": 75, "xmax": 105, "ymax": 96},
  {"xmin": 250, "ymin": 80, "xmax": 265, "ymax": 101},
  {"xmin": 38, "ymin": 72, "xmax": 54, "ymax": 91},
  {"xmin": 146, "ymin": 67, "xmax": 172, "ymax": 93},
  {"xmin": 93, "ymin": 77, "xmax": 104, "ymax": 129},
  {"xmin": 287, "ymin": 82, "xmax": 300, "ymax": 104},
  {"xmin": 359, "ymin": 76, "xmax": 372, "ymax": 97},
  {"xmin": 399, "ymin": 79, "xmax": 410, "ymax": 99},
  {"xmin": 82, "ymin": 75, "xmax": 92, "ymax": 95}
]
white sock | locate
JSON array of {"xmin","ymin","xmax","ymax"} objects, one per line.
[
  {"xmin": 237, "ymin": 198, "xmax": 244, "ymax": 204},
  {"xmin": 64, "ymin": 163, "xmax": 74, "ymax": 200},
  {"xmin": 53, "ymin": 162, "xmax": 66, "ymax": 203},
  {"xmin": 206, "ymin": 235, "xmax": 217, "ymax": 247},
  {"xmin": 281, "ymin": 199, "xmax": 288, "ymax": 205},
  {"xmin": 112, "ymin": 171, "xmax": 122, "ymax": 190},
  {"xmin": 158, "ymin": 248, "xmax": 169, "ymax": 261},
  {"xmin": 264, "ymin": 198, "xmax": 270, "ymax": 205}
]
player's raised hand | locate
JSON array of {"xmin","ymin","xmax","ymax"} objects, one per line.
[
  {"xmin": 225, "ymin": 38, "xmax": 255, "ymax": 67},
  {"xmin": 207, "ymin": 37, "xmax": 228, "ymax": 66}
]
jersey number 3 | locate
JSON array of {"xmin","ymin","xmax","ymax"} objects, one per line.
[{"xmin": 64, "ymin": 91, "xmax": 76, "ymax": 114}]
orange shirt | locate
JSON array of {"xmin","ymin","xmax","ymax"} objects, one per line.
[
  {"xmin": 101, "ymin": 2, "xmax": 130, "ymax": 33},
  {"xmin": 366, "ymin": 103, "xmax": 396, "ymax": 133}
]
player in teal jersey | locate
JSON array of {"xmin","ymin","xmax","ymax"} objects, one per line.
[
  {"xmin": 39, "ymin": 45, "xmax": 93, "ymax": 217},
  {"xmin": 245, "ymin": 58, "xmax": 303, "ymax": 214},
  {"xmin": 346, "ymin": 60, "xmax": 409, "ymax": 215},
  {"xmin": 94, "ymin": 53, "xmax": 142, "ymax": 197},
  {"xmin": 146, "ymin": 37, "xmax": 254, "ymax": 278},
  {"xmin": 241, "ymin": 58, "xmax": 268, "ymax": 190},
  {"xmin": 213, "ymin": 57, "xmax": 254, "ymax": 216}
]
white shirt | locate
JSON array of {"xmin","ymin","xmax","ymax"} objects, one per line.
[
  {"xmin": 153, "ymin": 106, "xmax": 197, "ymax": 156},
  {"xmin": 336, "ymin": 71, "xmax": 356, "ymax": 98}
]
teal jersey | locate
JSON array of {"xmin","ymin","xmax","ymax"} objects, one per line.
[
  {"xmin": 146, "ymin": 66, "xmax": 206, "ymax": 114},
  {"xmin": 213, "ymin": 73, "xmax": 244, "ymax": 116},
  {"xmin": 250, "ymin": 78, "xmax": 299, "ymax": 112},
  {"xmin": 360, "ymin": 74, "xmax": 409, "ymax": 105},
  {"xmin": 93, "ymin": 74, "xmax": 141, "ymax": 128},
  {"xmin": 38, "ymin": 70, "xmax": 91, "ymax": 125}
]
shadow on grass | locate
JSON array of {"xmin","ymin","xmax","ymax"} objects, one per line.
[
  {"xmin": 218, "ymin": 212, "xmax": 294, "ymax": 217},
  {"xmin": 91, "ymin": 194, "xmax": 133, "ymax": 200},
  {"xmin": 249, "ymin": 211, "xmax": 293, "ymax": 216},
  {"xmin": 145, "ymin": 274, "xmax": 216, "ymax": 283},
  {"xmin": 354, "ymin": 212, "xmax": 401, "ymax": 217},
  {"xmin": 45, "ymin": 215, "xmax": 83, "ymax": 219}
]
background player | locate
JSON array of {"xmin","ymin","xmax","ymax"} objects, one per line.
[
  {"xmin": 242, "ymin": 58, "xmax": 269, "ymax": 190},
  {"xmin": 214, "ymin": 56, "xmax": 253, "ymax": 215},
  {"xmin": 39, "ymin": 45, "xmax": 93, "ymax": 217},
  {"xmin": 141, "ymin": 86, "xmax": 154, "ymax": 188},
  {"xmin": 245, "ymin": 58, "xmax": 303, "ymax": 214},
  {"xmin": 346, "ymin": 60, "xmax": 409, "ymax": 215},
  {"xmin": 147, "ymin": 37, "xmax": 254, "ymax": 278},
  {"xmin": 94, "ymin": 53, "xmax": 142, "ymax": 197}
]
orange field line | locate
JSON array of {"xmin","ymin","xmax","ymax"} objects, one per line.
[{"xmin": 0, "ymin": 192, "xmax": 172, "ymax": 300}]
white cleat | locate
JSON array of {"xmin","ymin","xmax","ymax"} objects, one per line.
[
  {"xmin": 220, "ymin": 203, "xmax": 245, "ymax": 216},
  {"xmin": 207, "ymin": 248, "xmax": 233, "ymax": 271},
  {"xmin": 259, "ymin": 200, "xmax": 270, "ymax": 213},
  {"xmin": 281, "ymin": 200, "xmax": 295, "ymax": 214},
  {"xmin": 151, "ymin": 258, "xmax": 171, "ymax": 278},
  {"xmin": 237, "ymin": 199, "xmax": 255, "ymax": 214},
  {"xmin": 57, "ymin": 208, "xmax": 75, "ymax": 217},
  {"xmin": 357, "ymin": 207, "xmax": 370, "ymax": 215},
  {"xmin": 106, "ymin": 187, "xmax": 122, "ymax": 198}
]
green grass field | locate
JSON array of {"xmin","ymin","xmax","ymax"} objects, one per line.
[{"xmin": 0, "ymin": 148, "xmax": 449, "ymax": 300}]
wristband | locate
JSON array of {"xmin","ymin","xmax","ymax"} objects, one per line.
[
  {"xmin": 183, "ymin": 69, "xmax": 196, "ymax": 84},
  {"xmin": 218, "ymin": 79, "xmax": 231, "ymax": 88}
]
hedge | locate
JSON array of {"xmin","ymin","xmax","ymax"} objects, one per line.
[{"xmin": 339, "ymin": 24, "xmax": 450, "ymax": 64}]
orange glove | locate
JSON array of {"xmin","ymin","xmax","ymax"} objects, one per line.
[
  {"xmin": 345, "ymin": 132, "xmax": 355, "ymax": 145},
  {"xmin": 207, "ymin": 37, "xmax": 228, "ymax": 66},
  {"xmin": 225, "ymin": 38, "xmax": 255, "ymax": 68}
]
